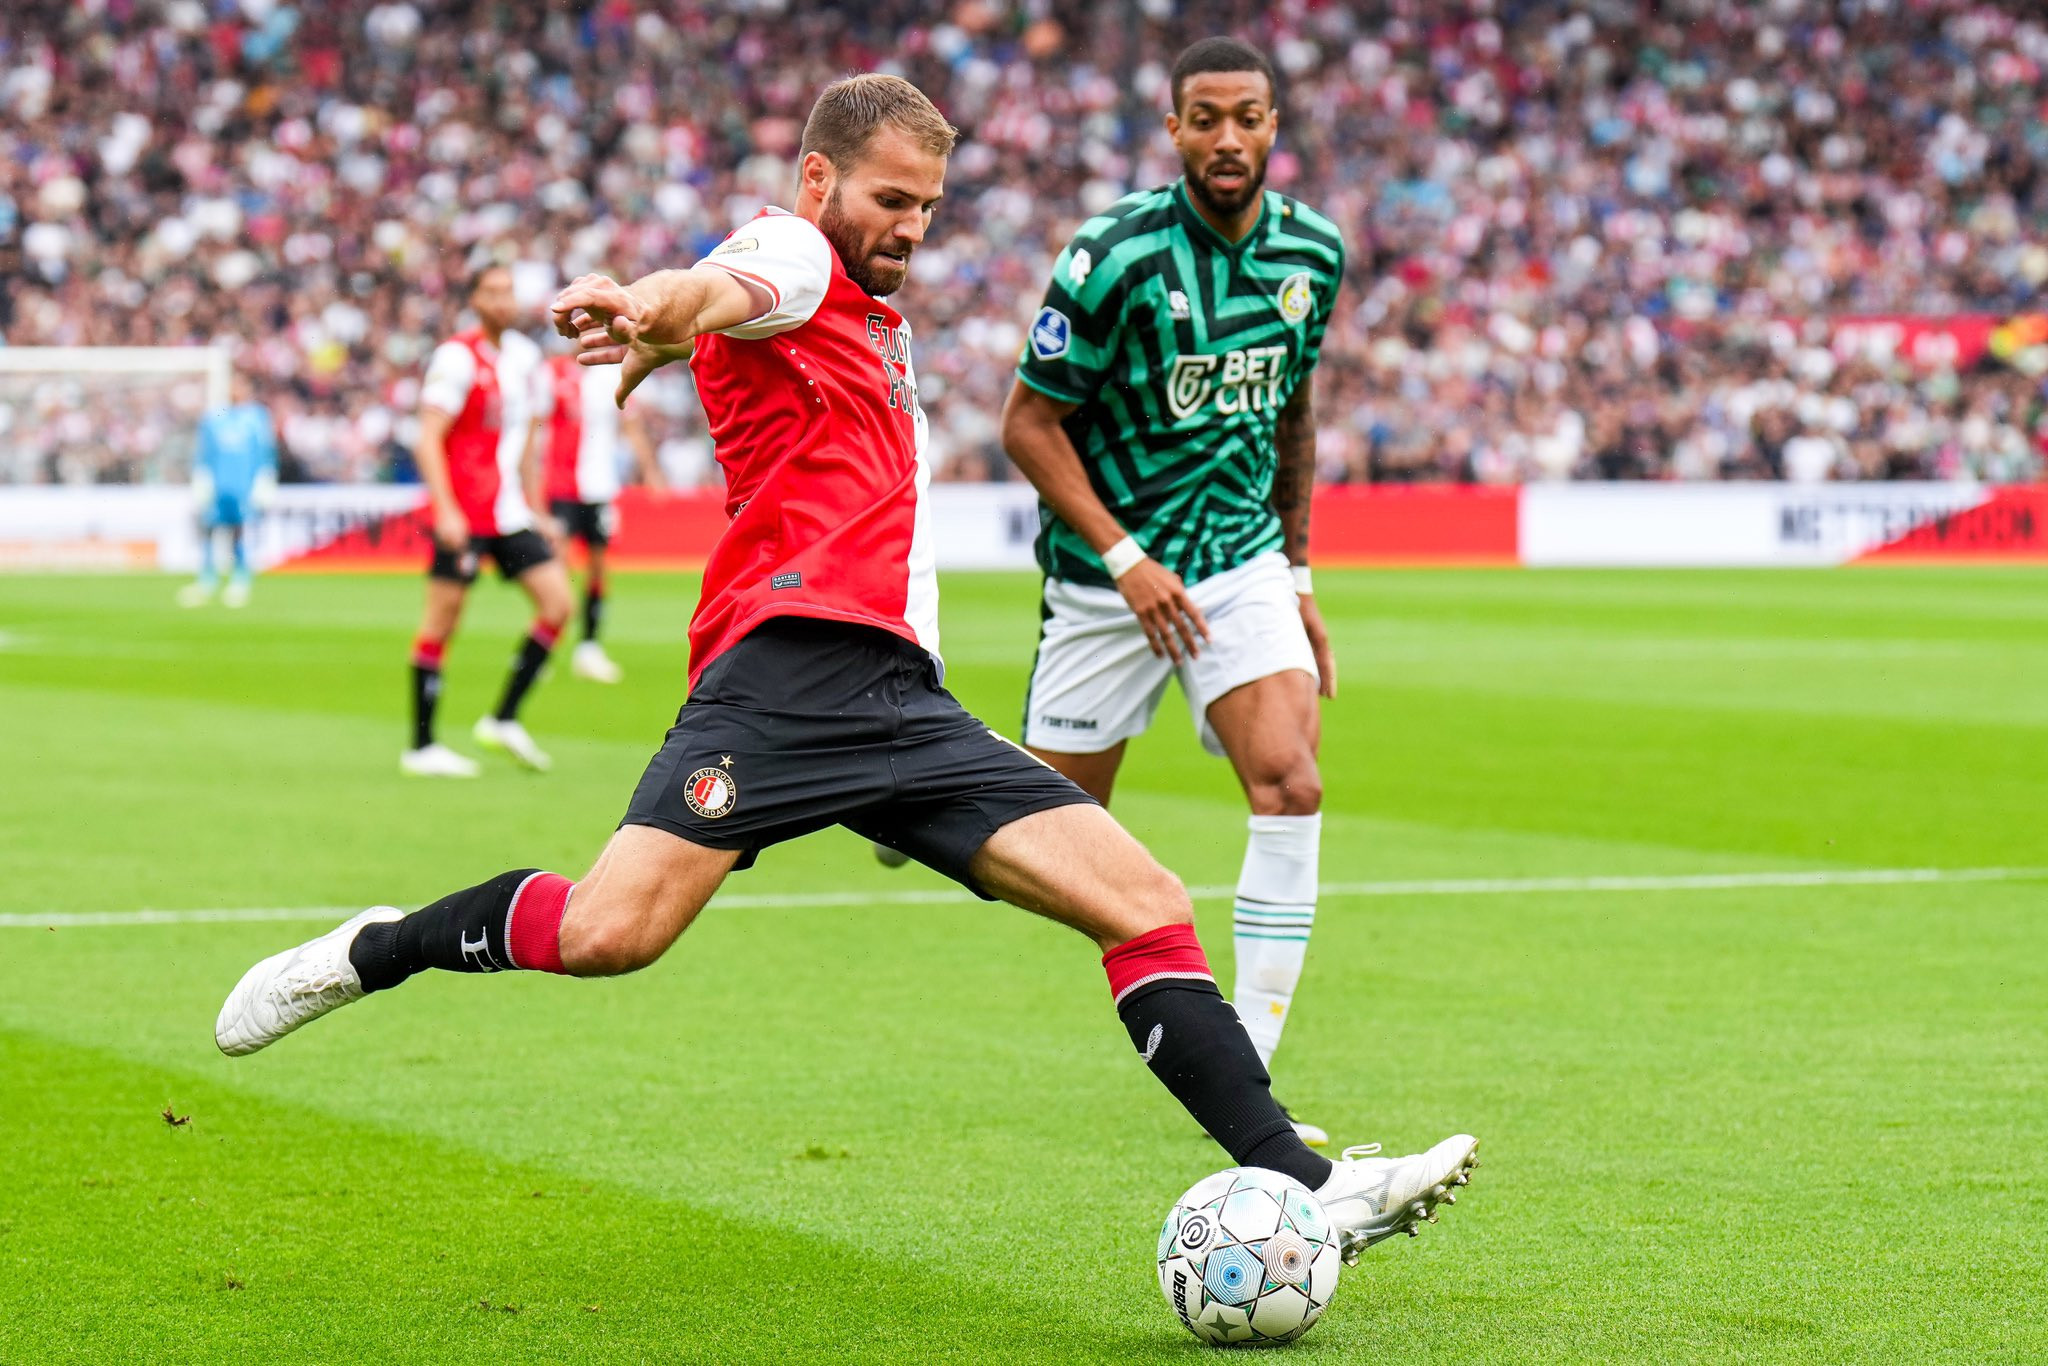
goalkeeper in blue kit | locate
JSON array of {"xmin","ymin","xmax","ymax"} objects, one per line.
[{"xmin": 179, "ymin": 372, "xmax": 279, "ymax": 609}]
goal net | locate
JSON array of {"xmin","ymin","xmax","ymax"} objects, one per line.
[{"xmin": 0, "ymin": 347, "xmax": 230, "ymax": 486}]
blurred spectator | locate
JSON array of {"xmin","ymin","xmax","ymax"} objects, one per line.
[{"xmin": 1, "ymin": 0, "xmax": 2046, "ymax": 485}]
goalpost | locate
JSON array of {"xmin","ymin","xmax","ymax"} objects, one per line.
[{"xmin": 0, "ymin": 346, "xmax": 232, "ymax": 486}]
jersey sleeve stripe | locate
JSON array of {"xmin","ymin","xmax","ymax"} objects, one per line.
[{"xmin": 1014, "ymin": 366, "xmax": 1093, "ymax": 405}]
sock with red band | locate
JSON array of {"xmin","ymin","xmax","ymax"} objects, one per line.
[
  {"xmin": 410, "ymin": 636, "xmax": 445, "ymax": 750},
  {"xmin": 494, "ymin": 622, "xmax": 561, "ymax": 721},
  {"xmin": 348, "ymin": 868, "xmax": 572, "ymax": 991},
  {"xmin": 1104, "ymin": 925, "xmax": 1333, "ymax": 1189}
]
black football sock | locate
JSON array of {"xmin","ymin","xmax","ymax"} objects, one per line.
[
  {"xmin": 493, "ymin": 622, "xmax": 561, "ymax": 721},
  {"xmin": 1119, "ymin": 979, "xmax": 1332, "ymax": 1189},
  {"xmin": 409, "ymin": 637, "xmax": 445, "ymax": 750},
  {"xmin": 1104, "ymin": 924, "xmax": 1333, "ymax": 1189},
  {"xmin": 349, "ymin": 868, "xmax": 573, "ymax": 991},
  {"xmin": 582, "ymin": 585, "xmax": 604, "ymax": 642}
]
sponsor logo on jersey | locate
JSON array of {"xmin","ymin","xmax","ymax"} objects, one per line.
[
  {"xmin": 711, "ymin": 236, "xmax": 760, "ymax": 256},
  {"xmin": 1165, "ymin": 345, "xmax": 1291, "ymax": 419},
  {"xmin": 1168, "ymin": 290, "xmax": 1191, "ymax": 321},
  {"xmin": 1030, "ymin": 307, "xmax": 1071, "ymax": 359},
  {"xmin": 1278, "ymin": 271, "xmax": 1315, "ymax": 324},
  {"xmin": 684, "ymin": 766, "xmax": 738, "ymax": 819},
  {"xmin": 771, "ymin": 571, "xmax": 802, "ymax": 590}
]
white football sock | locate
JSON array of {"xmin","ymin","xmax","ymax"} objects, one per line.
[{"xmin": 1231, "ymin": 812, "xmax": 1321, "ymax": 1072}]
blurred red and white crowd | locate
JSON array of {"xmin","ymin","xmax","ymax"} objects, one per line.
[{"xmin": 2, "ymin": 0, "xmax": 2046, "ymax": 486}]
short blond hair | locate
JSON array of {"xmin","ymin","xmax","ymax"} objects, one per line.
[{"xmin": 800, "ymin": 73, "xmax": 958, "ymax": 171}]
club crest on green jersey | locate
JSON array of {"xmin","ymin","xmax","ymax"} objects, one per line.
[{"xmin": 1278, "ymin": 272, "xmax": 1315, "ymax": 324}]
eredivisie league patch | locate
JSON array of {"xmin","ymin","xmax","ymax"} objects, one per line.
[
  {"xmin": 684, "ymin": 764, "xmax": 738, "ymax": 818},
  {"xmin": 1030, "ymin": 307, "xmax": 1071, "ymax": 359}
]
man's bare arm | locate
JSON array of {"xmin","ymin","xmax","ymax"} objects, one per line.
[
  {"xmin": 1001, "ymin": 380, "xmax": 1210, "ymax": 663},
  {"xmin": 1272, "ymin": 375, "xmax": 1316, "ymax": 568},
  {"xmin": 1272, "ymin": 375, "xmax": 1336, "ymax": 698},
  {"xmin": 414, "ymin": 407, "xmax": 468, "ymax": 550},
  {"xmin": 552, "ymin": 267, "xmax": 769, "ymax": 404}
]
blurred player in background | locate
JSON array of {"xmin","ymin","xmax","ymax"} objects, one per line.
[
  {"xmin": 534, "ymin": 348, "xmax": 668, "ymax": 684},
  {"xmin": 1002, "ymin": 39, "xmax": 1344, "ymax": 1145},
  {"xmin": 214, "ymin": 74, "xmax": 1477, "ymax": 1261},
  {"xmin": 177, "ymin": 372, "xmax": 277, "ymax": 609},
  {"xmin": 402, "ymin": 263, "xmax": 573, "ymax": 778}
]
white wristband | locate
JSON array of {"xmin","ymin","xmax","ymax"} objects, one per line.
[
  {"xmin": 1292, "ymin": 565, "xmax": 1314, "ymax": 595},
  {"xmin": 1101, "ymin": 535, "xmax": 1146, "ymax": 579}
]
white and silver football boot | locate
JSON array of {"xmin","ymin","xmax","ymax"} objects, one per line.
[
  {"xmin": 473, "ymin": 716, "xmax": 551, "ymax": 771},
  {"xmin": 400, "ymin": 743, "xmax": 481, "ymax": 778},
  {"xmin": 215, "ymin": 906, "xmax": 403, "ymax": 1056},
  {"xmin": 571, "ymin": 640, "xmax": 623, "ymax": 683},
  {"xmin": 1316, "ymin": 1133, "xmax": 1479, "ymax": 1263}
]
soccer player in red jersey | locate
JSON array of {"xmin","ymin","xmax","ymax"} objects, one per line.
[
  {"xmin": 402, "ymin": 264, "xmax": 575, "ymax": 777},
  {"xmin": 216, "ymin": 75, "xmax": 1475, "ymax": 1261},
  {"xmin": 534, "ymin": 350, "xmax": 666, "ymax": 684}
]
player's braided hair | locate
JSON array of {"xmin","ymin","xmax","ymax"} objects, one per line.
[{"xmin": 800, "ymin": 73, "xmax": 959, "ymax": 171}]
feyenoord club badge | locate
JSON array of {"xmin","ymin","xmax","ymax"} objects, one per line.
[{"xmin": 684, "ymin": 758, "xmax": 738, "ymax": 819}]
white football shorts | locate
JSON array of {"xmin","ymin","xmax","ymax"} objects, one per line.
[{"xmin": 1023, "ymin": 550, "xmax": 1318, "ymax": 758}]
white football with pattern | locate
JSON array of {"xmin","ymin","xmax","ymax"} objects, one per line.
[{"xmin": 1157, "ymin": 1166, "xmax": 1341, "ymax": 1346}]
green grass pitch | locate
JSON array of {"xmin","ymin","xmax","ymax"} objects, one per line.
[{"xmin": 1, "ymin": 566, "xmax": 2043, "ymax": 1363}]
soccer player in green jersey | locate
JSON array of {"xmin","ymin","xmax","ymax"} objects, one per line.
[{"xmin": 1005, "ymin": 37, "xmax": 1343, "ymax": 1145}]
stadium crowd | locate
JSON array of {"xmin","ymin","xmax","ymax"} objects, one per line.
[{"xmin": 2, "ymin": 0, "xmax": 2046, "ymax": 486}]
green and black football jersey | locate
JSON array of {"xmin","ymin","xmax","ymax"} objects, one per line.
[{"xmin": 1016, "ymin": 180, "xmax": 1344, "ymax": 587}]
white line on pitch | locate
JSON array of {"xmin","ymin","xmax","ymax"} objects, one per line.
[{"xmin": 4, "ymin": 865, "xmax": 2041, "ymax": 930}]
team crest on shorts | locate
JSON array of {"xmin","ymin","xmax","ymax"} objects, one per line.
[{"xmin": 684, "ymin": 762, "xmax": 738, "ymax": 819}]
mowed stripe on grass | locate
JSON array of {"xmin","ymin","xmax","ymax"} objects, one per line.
[{"xmin": 7, "ymin": 862, "xmax": 2046, "ymax": 928}]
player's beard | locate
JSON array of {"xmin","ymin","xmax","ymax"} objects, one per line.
[
  {"xmin": 1184, "ymin": 151, "xmax": 1268, "ymax": 221},
  {"xmin": 819, "ymin": 187, "xmax": 911, "ymax": 298}
]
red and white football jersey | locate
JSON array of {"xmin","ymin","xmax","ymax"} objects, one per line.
[
  {"xmin": 419, "ymin": 327, "xmax": 542, "ymax": 536},
  {"xmin": 686, "ymin": 208, "xmax": 936, "ymax": 687},
  {"xmin": 537, "ymin": 352, "xmax": 625, "ymax": 505}
]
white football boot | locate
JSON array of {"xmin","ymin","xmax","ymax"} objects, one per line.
[
  {"xmin": 1316, "ymin": 1134, "xmax": 1479, "ymax": 1263},
  {"xmin": 215, "ymin": 906, "xmax": 403, "ymax": 1055},
  {"xmin": 571, "ymin": 640, "xmax": 623, "ymax": 683},
  {"xmin": 221, "ymin": 578, "xmax": 251, "ymax": 608},
  {"xmin": 473, "ymin": 716, "xmax": 551, "ymax": 771},
  {"xmin": 176, "ymin": 581, "xmax": 214, "ymax": 608},
  {"xmin": 400, "ymin": 743, "xmax": 481, "ymax": 777}
]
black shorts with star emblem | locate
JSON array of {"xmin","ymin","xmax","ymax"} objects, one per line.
[{"xmin": 620, "ymin": 616, "xmax": 1093, "ymax": 896}]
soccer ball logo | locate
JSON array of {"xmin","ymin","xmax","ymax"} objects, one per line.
[{"xmin": 1157, "ymin": 1167, "xmax": 1340, "ymax": 1346}]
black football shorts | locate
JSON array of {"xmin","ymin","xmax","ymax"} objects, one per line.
[
  {"xmin": 621, "ymin": 616, "xmax": 1094, "ymax": 896},
  {"xmin": 549, "ymin": 499, "xmax": 617, "ymax": 548},
  {"xmin": 429, "ymin": 529, "xmax": 554, "ymax": 584}
]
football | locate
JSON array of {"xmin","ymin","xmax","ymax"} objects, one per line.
[{"xmin": 1157, "ymin": 1167, "xmax": 1342, "ymax": 1347}]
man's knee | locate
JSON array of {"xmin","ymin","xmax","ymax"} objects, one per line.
[
  {"xmin": 1247, "ymin": 755, "xmax": 1322, "ymax": 816},
  {"xmin": 557, "ymin": 900, "xmax": 663, "ymax": 977},
  {"xmin": 1123, "ymin": 860, "xmax": 1196, "ymax": 938}
]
